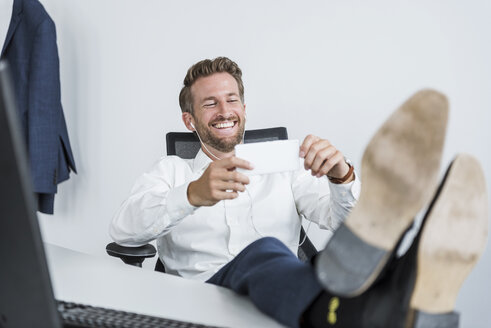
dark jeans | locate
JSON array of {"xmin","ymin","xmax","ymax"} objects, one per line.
[{"xmin": 206, "ymin": 237, "xmax": 323, "ymax": 328}]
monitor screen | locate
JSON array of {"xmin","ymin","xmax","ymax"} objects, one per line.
[{"xmin": 0, "ymin": 60, "xmax": 61, "ymax": 328}]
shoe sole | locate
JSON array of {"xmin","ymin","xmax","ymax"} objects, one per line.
[
  {"xmin": 409, "ymin": 154, "xmax": 488, "ymax": 316},
  {"xmin": 316, "ymin": 89, "xmax": 448, "ymax": 296}
]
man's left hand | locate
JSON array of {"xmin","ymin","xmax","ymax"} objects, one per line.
[{"xmin": 299, "ymin": 134, "xmax": 351, "ymax": 180}]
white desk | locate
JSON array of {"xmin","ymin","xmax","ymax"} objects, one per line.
[{"xmin": 45, "ymin": 244, "xmax": 285, "ymax": 328}]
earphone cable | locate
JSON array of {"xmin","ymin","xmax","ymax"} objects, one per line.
[{"xmin": 192, "ymin": 124, "xmax": 310, "ymax": 248}]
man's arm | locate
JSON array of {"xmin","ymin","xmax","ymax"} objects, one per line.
[
  {"xmin": 299, "ymin": 134, "xmax": 354, "ymax": 182},
  {"xmin": 293, "ymin": 135, "xmax": 360, "ymax": 230},
  {"xmin": 109, "ymin": 157, "xmax": 197, "ymax": 246},
  {"xmin": 109, "ymin": 156, "xmax": 253, "ymax": 246},
  {"xmin": 187, "ymin": 156, "xmax": 253, "ymax": 206}
]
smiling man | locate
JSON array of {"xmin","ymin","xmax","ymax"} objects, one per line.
[
  {"xmin": 109, "ymin": 57, "xmax": 488, "ymax": 328},
  {"xmin": 110, "ymin": 57, "xmax": 360, "ymax": 327},
  {"xmin": 182, "ymin": 71, "xmax": 245, "ymax": 156}
]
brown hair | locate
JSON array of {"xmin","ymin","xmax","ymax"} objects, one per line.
[{"xmin": 179, "ymin": 57, "xmax": 244, "ymax": 114}]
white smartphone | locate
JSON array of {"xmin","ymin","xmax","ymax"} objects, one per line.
[{"xmin": 235, "ymin": 139, "xmax": 300, "ymax": 176}]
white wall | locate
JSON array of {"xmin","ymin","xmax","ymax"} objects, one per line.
[{"xmin": 37, "ymin": 0, "xmax": 491, "ymax": 326}]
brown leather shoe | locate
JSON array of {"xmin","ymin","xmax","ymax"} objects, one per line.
[
  {"xmin": 407, "ymin": 153, "xmax": 488, "ymax": 327},
  {"xmin": 305, "ymin": 154, "xmax": 488, "ymax": 328},
  {"xmin": 316, "ymin": 89, "xmax": 449, "ymax": 297},
  {"xmin": 364, "ymin": 153, "xmax": 487, "ymax": 328}
]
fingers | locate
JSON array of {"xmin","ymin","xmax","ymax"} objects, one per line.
[
  {"xmin": 189, "ymin": 156, "xmax": 253, "ymax": 206},
  {"xmin": 215, "ymin": 190, "xmax": 239, "ymax": 200},
  {"xmin": 302, "ymin": 138, "xmax": 332, "ymax": 170},
  {"xmin": 316, "ymin": 150, "xmax": 344, "ymax": 177},
  {"xmin": 216, "ymin": 180, "xmax": 247, "ymax": 193},
  {"xmin": 206, "ymin": 177, "xmax": 246, "ymax": 202},
  {"xmin": 212, "ymin": 171, "xmax": 249, "ymax": 196},
  {"xmin": 202, "ymin": 158, "xmax": 251, "ymax": 203},
  {"xmin": 300, "ymin": 134, "xmax": 346, "ymax": 177},
  {"xmin": 310, "ymin": 147, "xmax": 337, "ymax": 173},
  {"xmin": 222, "ymin": 170, "xmax": 250, "ymax": 185},
  {"xmin": 209, "ymin": 188, "xmax": 240, "ymax": 201},
  {"xmin": 210, "ymin": 166, "xmax": 250, "ymax": 185},
  {"xmin": 216, "ymin": 156, "xmax": 254, "ymax": 171},
  {"xmin": 299, "ymin": 134, "xmax": 320, "ymax": 158}
]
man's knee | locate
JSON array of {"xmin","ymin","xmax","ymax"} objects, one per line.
[
  {"xmin": 251, "ymin": 236, "xmax": 283, "ymax": 247},
  {"xmin": 245, "ymin": 237, "xmax": 292, "ymax": 256}
]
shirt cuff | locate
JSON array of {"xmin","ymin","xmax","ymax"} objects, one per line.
[
  {"xmin": 165, "ymin": 181, "xmax": 198, "ymax": 220},
  {"xmin": 328, "ymin": 170, "xmax": 361, "ymax": 201}
]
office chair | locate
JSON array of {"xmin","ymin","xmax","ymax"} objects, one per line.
[{"xmin": 106, "ymin": 127, "xmax": 317, "ymax": 272}]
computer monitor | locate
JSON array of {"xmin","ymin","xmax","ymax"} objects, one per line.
[{"xmin": 0, "ymin": 60, "xmax": 62, "ymax": 328}]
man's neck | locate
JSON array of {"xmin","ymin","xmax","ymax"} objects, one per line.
[{"xmin": 201, "ymin": 145, "xmax": 234, "ymax": 161}]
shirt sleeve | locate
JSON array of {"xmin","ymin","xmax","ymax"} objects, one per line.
[
  {"xmin": 292, "ymin": 162, "xmax": 360, "ymax": 231},
  {"xmin": 109, "ymin": 157, "xmax": 197, "ymax": 246}
]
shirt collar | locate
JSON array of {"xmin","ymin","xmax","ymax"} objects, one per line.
[{"xmin": 192, "ymin": 148, "xmax": 213, "ymax": 173}]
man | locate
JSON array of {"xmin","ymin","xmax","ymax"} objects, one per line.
[
  {"xmin": 110, "ymin": 57, "xmax": 360, "ymax": 326},
  {"xmin": 110, "ymin": 57, "xmax": 486, "ymax": 328}
]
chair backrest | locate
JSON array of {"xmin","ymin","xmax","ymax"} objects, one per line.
[
  {"xmin": 166, "ymin": 127, "xmax": 288, "ymax": 159},
  {"xmin": 157, "ymin": 127, "xmax": 317, "ymax": 272}
]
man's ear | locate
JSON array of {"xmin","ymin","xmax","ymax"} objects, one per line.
[{"xmin": 182, "ymin": 112, "xmax": 195, "ymax": 131}]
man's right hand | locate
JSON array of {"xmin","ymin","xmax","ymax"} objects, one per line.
[{"xmin": 187, "ymin": 157, "xmax": 253, "ymax": 207}]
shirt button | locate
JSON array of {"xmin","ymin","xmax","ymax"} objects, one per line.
[{"xmin": 341, "ymin": 191, "xmax": 347, "ymax": 197}]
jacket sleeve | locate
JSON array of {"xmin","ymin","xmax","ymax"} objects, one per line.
[{"xmin": 28, "ymin": 16, "xmax": 62, "ymax": 194}]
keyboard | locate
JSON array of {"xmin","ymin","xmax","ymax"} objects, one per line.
[{"xmin": 57, "ymin": 300, "xmax": 224, "ymax": 328}]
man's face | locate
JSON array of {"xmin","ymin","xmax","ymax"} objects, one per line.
[{"xmin": 188, "ymin": 72, "xmax": 246, "ymax": 153}]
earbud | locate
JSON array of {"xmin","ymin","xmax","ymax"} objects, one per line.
[{"xmin": 190, "ymin": 122, "xmax": 195, "ymax": 130}]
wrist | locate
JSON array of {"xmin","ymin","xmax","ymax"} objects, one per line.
[
  {"xmin": 187, "ymin": 181, "xmax": 200, "ymax": 207},
  {"xmin": 328, "ymin": 160, "xmax": 354, "ymax": 184}
]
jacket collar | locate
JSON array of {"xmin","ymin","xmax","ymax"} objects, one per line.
[{"xmin": 1, "ymin": 0, "xmax": 23, "ymax": 57}]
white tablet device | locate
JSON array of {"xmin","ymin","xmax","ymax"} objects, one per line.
[{"xmin": 235, "ymin": 139, "xmax": 300, "ymax": 176}]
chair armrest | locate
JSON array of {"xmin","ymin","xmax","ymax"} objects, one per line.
[
  {"xmin": 298, "ymin": 227, "xmax": 317, "ymax": 262},
  {"xmin": 106, "ymin": 242, "xmax": 156, "ymax": 267}
]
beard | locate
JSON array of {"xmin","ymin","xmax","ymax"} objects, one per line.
[{"xmin": 194, "ymin": 116, "xmax": 245, "ymax": 153}]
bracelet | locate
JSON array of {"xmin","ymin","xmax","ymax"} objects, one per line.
[{"xmin": 328, "ymin": 162, "xmax": 354, "ymax": 184}]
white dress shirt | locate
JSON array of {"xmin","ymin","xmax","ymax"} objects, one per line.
[{"xmin": 110, "ymin": 149, "xmax": 361, "ymax": 281}]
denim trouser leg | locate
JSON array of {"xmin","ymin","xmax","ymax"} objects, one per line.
[{"xmin": 207, "ymin": 237, "xmax": 323, "ymax": 328}]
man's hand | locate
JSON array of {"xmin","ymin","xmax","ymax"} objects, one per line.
[
  {"xmin": 187, "ymin": 157, "xmax": 253, "ymax": 207},
  {"xmin": 299, "ymin": 134, "xmax": 352, "ymax": 181}
]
